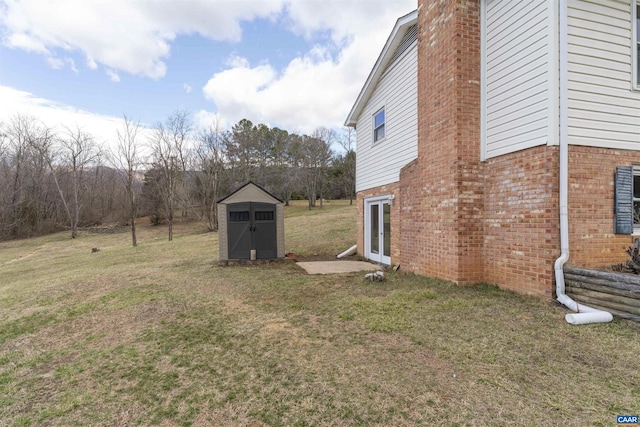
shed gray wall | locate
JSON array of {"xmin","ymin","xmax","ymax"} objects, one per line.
[
  {"xmin": 218, "ymin": 204, "xmax": 228, "ymax": 260},
  {"xmin": 276, "ymin": 204, "xmax": 284, "ymax": 258}
]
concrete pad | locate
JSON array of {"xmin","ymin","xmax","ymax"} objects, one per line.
[{"xmin": 296, "ymin": 260, "xmax": 382, "ymax": 275}]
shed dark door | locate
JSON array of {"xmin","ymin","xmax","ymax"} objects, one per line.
[
  {"xmin": 228, "ymin": 202, "xmax": 252, "ymax": 259},
  {"xmin": 253, "ymin": 202, "xmax": 277, "ymax": 259},
  {"xmin": 227, "ymin": 202, "xmax": 277, "ymax": 259}
]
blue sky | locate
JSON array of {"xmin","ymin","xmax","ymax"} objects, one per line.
[{"xmin": 0, "ymin": 0, "xmax": 415, "ymax": 146}]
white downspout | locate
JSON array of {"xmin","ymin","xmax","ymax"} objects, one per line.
[
  {"xmin": 555, "ymin": 0, "xmax": 612, "ymax": 325},
  {"xmin": 337, "ymin": 245, "xmax": 357, "ymax": 259}
]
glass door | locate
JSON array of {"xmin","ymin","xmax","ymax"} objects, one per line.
[{"xmin": 365, "ymin": 197, "xmax": 391, "ymax": 265}]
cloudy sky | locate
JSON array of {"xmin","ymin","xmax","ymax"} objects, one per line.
[{"xmin": 0, "ymin": 0, "xmax": 415, "ymax": 145}]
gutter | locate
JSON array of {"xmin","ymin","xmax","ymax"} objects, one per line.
[{"xmin": 554, "ymin": 0, "xmax": 612, "ymax": 325}]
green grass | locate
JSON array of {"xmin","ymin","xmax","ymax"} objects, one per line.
[{"xmin": 0, "ymin": 200, "xmax": 639, "ymax": 426}]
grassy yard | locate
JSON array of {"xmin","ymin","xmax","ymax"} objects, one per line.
[{"xmin": 1, "ymin": 200, "xmax": 639, "ymax": 426}]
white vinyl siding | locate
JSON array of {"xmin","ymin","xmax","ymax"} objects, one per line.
[
  {"xmin": 355, "ymin": 43, "xmax": 417, "ymax": 192},
  {"xmin": 567, "ymin": 0, "xmax": 640, "ymax": 150},
  {"xmin": 482, "ymin": 0, "xmax": 551, "ymax": 160},
  {"xmin": 635, "ymin": 0, "xmax": 639, "ymax": 88}
]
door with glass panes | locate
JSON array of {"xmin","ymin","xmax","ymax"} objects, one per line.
[{"xmin": 365, "ymin": 197, "xmax": 391, "ymax": 265}]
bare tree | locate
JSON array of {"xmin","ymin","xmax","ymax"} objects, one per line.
[
  {"xmin": 148, "ymin": 110, "xmax": 190, "ymax": 241},
  {"xmin": 165, "ymin": 110, "xmax": 192, "ymax": 218},
  {"xmin": 302, "ymin": 128, "xmax": 334, "ymax": 209},
  {"xmin": 280, "ymin": 133, "xmax": 303, "ymax": 205},
  {"xmin": 55, "ymin": 126, "xmax": 101, "ymax": 238},
  {"xmin": 0, "ymin": 113, "xmax": 351, "ymax": 241},
  {"xmin": 111, "ymin": 115, "xmax": 143, "ymax": 246},
  {"xmin": 193, "ymin": 116, "xmax": 226, "ymax": 231},
  {"xmin": 6, "ymin": 116, "xmax": 30, "ymax": 230},
  {"xmin": 337, "ymin": 127, "xmax": 356, "ymax": 205},
  {"xmin": 4, "ymin": 115, "xmax": 58, "ymax": 238},
  {"xmin": 269, "ymin": 128, "xmax": 298, "ymax": 204},
  {"xmin": 0, "ymin": 126, "xmax": 6, "ymax": 230},
  {"xmin": 0, "ymin": 118, "xmax": 21, "ymax": 237},
  {"xmin": 0, "ymin": 122, "xmax": 7, "ymax": 158}
]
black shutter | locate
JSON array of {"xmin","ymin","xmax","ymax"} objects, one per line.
[{"xmin": 615, "ymin": 166, "xmax": 633, "ymax": 235}]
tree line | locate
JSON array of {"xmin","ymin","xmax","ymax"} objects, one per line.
[{"xmin": 0, "ymin": 111, "xmax": 355, "ymax": 244}]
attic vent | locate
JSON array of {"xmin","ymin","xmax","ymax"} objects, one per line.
[{"xmin": 388, "ymin": 24, "xmax": 417, "ymax": 65}]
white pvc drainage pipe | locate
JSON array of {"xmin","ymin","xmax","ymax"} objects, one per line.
[
  {"xmin": 555, "ymin": 0, "xmax": 612, "ymax": 325},
  {"xmin": 337, "ymin": 245, "xmax": 357, "ymax": 259}
]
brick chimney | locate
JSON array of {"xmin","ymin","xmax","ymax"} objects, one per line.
[{"xmin": 399, "ymin": 0, "xmax": 484, "ymax": 284}]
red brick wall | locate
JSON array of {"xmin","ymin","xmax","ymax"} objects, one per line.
[
  {"xmin": 482, "ymin": 145, "xmax": 640, "ymax": 297},
  {"xmin": 356, "ymin": 183, "xmax": 401, "ymax": 263},
  {"xmin": 398, "ymin": 0, "xmax": 483, "ymax": 284},
  {"xmin": 483, "ymin": 146, "xmax": 559, "ymax": 297},
  {"xmin": 568, "ymin": 146, "xmax": 640, "ymax": 268}
]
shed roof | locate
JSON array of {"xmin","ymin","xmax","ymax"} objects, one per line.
[
  {"xmin": 217, "ymin": 181, "xmax": 284, "ymax": 204},
  {"xmin": 344, "ymin": 9, "xmax": 418, "ymax": 127}
]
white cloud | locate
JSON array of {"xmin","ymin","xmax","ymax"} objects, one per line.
[
  {"xmin": 106, "ymin": 69, "xmax": 120, "ymax": 82},
  {"xmin": 194, "ymin": 110, "xmax": 228, "ymax": 132},
  {"xmin": 284, "ymin": 1, "xmax": 414, "ymax": 43},
  {"xmin": 226, "ymin": 54, "xmax": 250, "ymax": 68},
  {"xmin": 45, "ymin": 56, "xmax": 78, "ymax": 73},
  {"xmin": 86, "ymin": 56, "xmax": 98, "ymax": 70},
  {"xmin": 0, "ymin": 0, "xmax": 286, "ymax": 79},
  {"xmin": 203, "ymin": 59, "xmax": 277, "ymax": 113},
  {"xmin": 5, "ymin": 31, "xmax": 48, "ymax": 53},
  {"xmin": 202, "ymin": 0, "xmax": 415, "ymax": 133},
  {"xmin": 1, "ymin": 0, "xmax": 415, "ymax": 133},
  {"xmin": 46, "ymin": 56, "xmax": 64, "ymax": 69},
  {"xmin": 0, "ymin": 85, "xmax": 151, "ymax": 154},
  {"xmin": 183, "ymin": 83, "xmax": 192, "ymax": 94},
  {"xmin": 67, "ymin": 58, "xmax": 78, "ymax": 73}
]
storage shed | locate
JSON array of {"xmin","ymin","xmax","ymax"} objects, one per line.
[{"xmin": 217, "ymin": 182, "xmax": 285, "ymax": 262}]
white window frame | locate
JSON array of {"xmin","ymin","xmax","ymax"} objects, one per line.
[
  {"xmin": 372, "ymin": 107, "xmax": 386, "ymax": 144},
  {"xmin": 634, "ymin": 0, "xmax": 639, "ymax": 90},
  {"xmin": 364, "ymin": 195, "xmax": 392, "ymax": 265}
]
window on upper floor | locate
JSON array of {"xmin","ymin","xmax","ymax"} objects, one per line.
[{"xmin": 373, "ymin": 108, "xmax": 385, "ymax": 143}]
